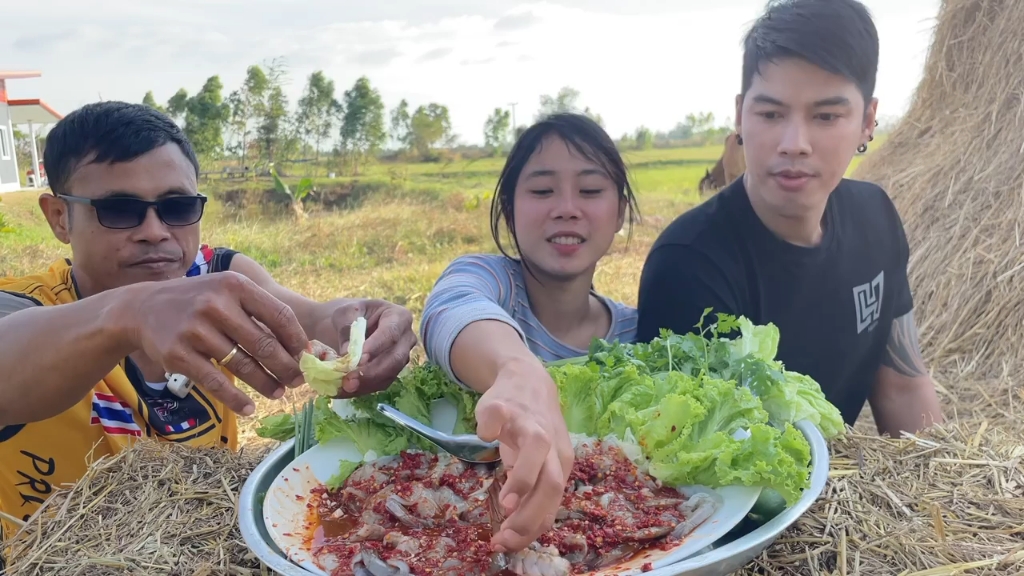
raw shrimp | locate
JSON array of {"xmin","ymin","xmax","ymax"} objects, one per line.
[
  {"xmin": 311, "ymin": 437, "xmax": 720, "ymax": 576},
  {"xmin": 352, "ymin": 549, "xmax": 412, "ymax": 576},
  {"xmin": 670, "ymin": 492, "xmax": 717, "ymax": 539},
  {"xmin": 348, "ymin": 485, "xmax": 399, "ymax": 542},
  {"xmin": 365, "ymin": 534, "xmax": 490, "ymax": 576},
  {"xmin": 505, "ymin": 544, "xmax": 573, "ymax": 576},
  {"xmin": 307, "ymin": 339, "xmax": 340, "ymax": 361}
]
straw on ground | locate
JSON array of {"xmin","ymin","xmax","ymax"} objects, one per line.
[{"xmin": 2, "ymin": 442, "xmax": 269, "ymax": 576}]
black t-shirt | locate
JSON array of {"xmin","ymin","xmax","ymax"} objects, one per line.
[{"xmin": 636, "ymin": 178, "xmax": 914, "ymax": 425}]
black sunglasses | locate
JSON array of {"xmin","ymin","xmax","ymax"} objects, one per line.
[{"xmin": 57, "ymin": 194, "xmax": 207, "ymax": 230}]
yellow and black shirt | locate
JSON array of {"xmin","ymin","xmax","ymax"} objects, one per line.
[{"xmin": 0, "ymin": 246, "xmax": 240, "ymax": 545}]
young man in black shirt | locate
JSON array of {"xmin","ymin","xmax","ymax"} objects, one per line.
[{"xmin": 636, "ymin": 0, "xmax": 943, "ymax": 438}]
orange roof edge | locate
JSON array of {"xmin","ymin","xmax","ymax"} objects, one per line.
[
  {"xmin": 7, "ymin": 99, "xmax": 63, "ymax": 121},
  {"xmin": 0, "ymin": 70, "xmax": 42, "ymax": 80}
]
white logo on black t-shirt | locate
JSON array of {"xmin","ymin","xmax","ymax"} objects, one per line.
[{"xmin": 853, "ymin": 271, "xmax": 884, "ymax": 333}]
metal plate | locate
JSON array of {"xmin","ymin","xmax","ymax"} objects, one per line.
[
  {"xmin": 240, "ymin": 419, "xmax": 829, "ymax": 576},
  {"xmin": 239, "ymin": 438, "xmax": 317, "ymax": 576}
]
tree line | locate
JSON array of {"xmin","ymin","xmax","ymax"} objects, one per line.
[{"xmin": 139, "ymin": 58, "xmax": 734, "ymax": 176}]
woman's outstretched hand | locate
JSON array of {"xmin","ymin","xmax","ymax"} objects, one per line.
[{"xmin": 473, "ymin": 358, "xmax": 574, "ymax": 553}]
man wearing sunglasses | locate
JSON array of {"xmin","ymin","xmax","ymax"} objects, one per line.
[{"xmin": 0, "ymin": 101, "xmax": 418, "ymax": 537}]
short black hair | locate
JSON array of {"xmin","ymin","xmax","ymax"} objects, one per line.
[
  {"xmin": 44, "ymin": 101, "xmax": 199, "ymax": 196},
  {"xmin": 741, "ymin": 0, "xmax": 879, "ymax": 105},
  {"xmin": 490, "ymin": 112, "xmax": 640, "ymax": 262}
]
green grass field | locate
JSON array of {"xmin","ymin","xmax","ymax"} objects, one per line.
[
  {"xmin": 0, "ymin": 144, "xmax": 872, "ymax": 437},
  {"xmin": 0, "ymin": 144, "xmax": 873, "ymax": 311}
]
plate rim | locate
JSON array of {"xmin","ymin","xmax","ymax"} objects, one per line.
[{"xmin": 239, "ymin": 438, "xmax": 318, "ymax": 576}]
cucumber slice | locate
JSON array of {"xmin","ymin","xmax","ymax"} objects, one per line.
[{"xmin": 748, "ymin": 488, "xmax": 789, "ymax": 524}]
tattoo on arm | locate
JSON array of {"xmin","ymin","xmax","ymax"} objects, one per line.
[{"xmin": 882, "ymin": 311, "xmax": 927, "ymax": 377}]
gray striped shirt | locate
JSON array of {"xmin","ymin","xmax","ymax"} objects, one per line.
[
  {"xmin": 0, "ymin": 292, "xmax": 38, "ymax": 319},
  {"xmin": 420, "ymin": 254, "xmax": 637, "ymax": 386}
]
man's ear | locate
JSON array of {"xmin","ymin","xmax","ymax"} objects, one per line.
[
  {"xmin": 38, "ymin": 193, "xmax": 71, "ymax": 245},
  {"xmin": 864, "ymin": 97, "xmax": 879, "ymax": 143}
]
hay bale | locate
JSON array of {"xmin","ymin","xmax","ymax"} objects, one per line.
[
  {"xmin": 853, "ymin": 0, "xmax": 1024, "ymax": 376},
  {"xmin": 1, "ymin": 441, "xmax": 271, "ymax": 576},
  {"xmin": 739, "ymin": 421, "xmax": 1024, "ymax": 575}
]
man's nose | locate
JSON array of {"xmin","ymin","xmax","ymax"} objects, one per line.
[
  {"xmin": 778, "ymin": 121, "xmax": 812, "ymax": 156},
  {"xmin": 131, "ymin": 206, "xmax": 173, "ymax": 241}
]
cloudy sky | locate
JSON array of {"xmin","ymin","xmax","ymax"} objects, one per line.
[{"xmin": 5, "ymin": 0, "xmax": 940, "ymax": 145}]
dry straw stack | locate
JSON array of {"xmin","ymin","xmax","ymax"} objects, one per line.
[
  {"xmin": 739, "ymin": 369, "xmax": 1024, "ymax": 576},
  {"xmin": 854, "ymin": 0, "xmax": 1024, "ymax": 377},
  {"xmin": 1, "ymin": 442, "xmax": 271, "ymax": 576}
]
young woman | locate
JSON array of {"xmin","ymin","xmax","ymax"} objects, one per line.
[{"xmin": 419, "ymin": 112, "xmax": 640, "ymax": 554}]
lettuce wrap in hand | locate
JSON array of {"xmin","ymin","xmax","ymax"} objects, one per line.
[{"xmin": 299, "ymin": 316, "xmax": 367, "ymax": 396}]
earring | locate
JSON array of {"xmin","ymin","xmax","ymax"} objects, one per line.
[
  {"xmin": 868, "ymin": 134, "xmax": 874, "ymax": 142},
  {"xmin": 857, "ymin": 143, "xmax": 867, "ymax": 153},
  {"xmin": 736, "ymin": 135, "xmax": 744, "ymax": 145}
]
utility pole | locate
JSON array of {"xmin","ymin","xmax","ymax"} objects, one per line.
[{"xmin": 508, "ymin": 102, "xmax": 517, "ymax": 137}]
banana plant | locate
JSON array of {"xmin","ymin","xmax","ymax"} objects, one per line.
[{"xmin": 271, "ymin": 165, "xmax": 314, "ymax": 219}]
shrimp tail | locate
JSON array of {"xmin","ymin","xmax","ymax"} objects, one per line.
[
  {"xmin": 506, "ymin": 544, "xmax": 573, "ymax": 576},
  {"xmin": 307, "ymin": 339, "xmax": 340, "ymax": 361},
  {"xmin": 352, "ymin": 549, "xmax": 412, "ymax": 576},
  {"xmin": 485, "ymin": 466, "xmax": 519, "ymax": 574},
  {"xmin": 671, "ymin": 492, "xmax": 718, "ymax": 540}
]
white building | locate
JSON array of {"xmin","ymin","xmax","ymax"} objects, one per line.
[{"xmin": 0, "ymin": 70, "xmax": 63, "ymax": 193}]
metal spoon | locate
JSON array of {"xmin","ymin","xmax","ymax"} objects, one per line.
[{"xmin": 376, "ymin": 403, "xmax": 501, "ymax": 464}]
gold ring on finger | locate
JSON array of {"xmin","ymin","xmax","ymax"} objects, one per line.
[{"xmin": 220, "ymin": 344, "xmax": 240, "ymax": 365}]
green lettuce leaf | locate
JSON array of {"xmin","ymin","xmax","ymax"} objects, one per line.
[
  {"xmin": 632, "ymin": 392, "xmax": 707, "ymax": 454},
  {"xmin": 648, "ymin": 422, "xmax": 811, "ymax": 506},
  {"xmin": 735, "ymin": 357, "xmax": 846, "ymax": 439},
  {"xmin": 782, "ymin": 371, "xmax": 845, "ymax": 439},
  {"xmin": 685, "ymin": 377, "xmax": 769, "ymax": 439},
  {"xmin": 254, "ymin": 413, "xmax": 295, "ymax": 441},
  {"xmin": 313, "ymin": 397, "xmax": 412, "ymax": 454},
  {"xmin": 551, "ymin": 363, "xmax": 602, "ymax": 436},
  {"xmin": 442, "ymin": 383, "xmax": 481, "ymax": 435},
  {"xmin": 594, "ymin": 376, "xmax": 657, "ymax": 439},
  {"xmin": 325, "ymin": 460, "xmax": 362, "ymax": 490},
  {"xmin": 349, "ymin": 362, "xmax": 478, "ymax": 436},
  {"xmin": 728, "ymin": 317, "xmax": 780, "ymax": 363}
]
